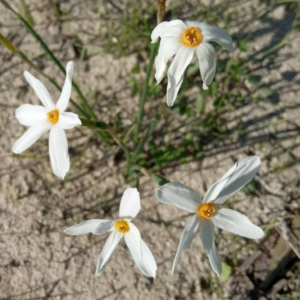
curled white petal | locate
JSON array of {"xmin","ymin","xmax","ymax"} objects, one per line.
[
  {"xmin": 199, "ymin": 218, "xmax": 214, "ymax": 253},
  {"xmin": 130, "ymin": 239, "xmax": 157, "ymax": 278},
  {"xmin": 155, "ymin": 37, "xmax": 181, "ymax": 84},
  {"xmin": 166, "ymin": 46, "xmax": 194, "ymax": 106},
  {"xmin": 124, "ymin": 222, "xmax": 142, "ymax": 259},
  {"xmin": 151, "ymin": 19, "xmax": 187, "ymax": 43},
  {"xmin": 119, "ymin": 188, "xmax": 141, "ymax": 219},
  {"xmin": 156, "ymin": 182, "xmax": 200, "ymax": 213},
  {"xmin": 59, "ymin": 112, "xmax": 82, "ymax": 130},
  {"xmin": 15, "ymin": 104, "xmax": 47, "ymax": 126},
  {"xmin": 56, "ymin": 62, "xmax": 73, "ymax": 111},
  {"xmin": 64, "ymin": 219, "xmax": 109, "ymax": 235},
  {"xmin": 212, "ymin": 208, "xmax": 264, "ymax": 239},
  {"xmin": 167, "ymin": 73, "xmax": 184, "ymax": 106},
  {"xmin": 12, "ymin": 122, "xmax": 50, "ymax": 154},
  {"xmin": 24, "ymin": 71, "xmax": 55, "ymax": 109},
  {"xmin": 195, "ymin": 22, "xmax": 233, "ymax": 52},
  {"xmin": 204, "ymin": 156, "xmax": 261, "ymax": 205},
  {"xmin": 95, "ymin": 231, "xmax": 123, "ymax": 276},
  {"xmin": 207, "ymin": 242, "xmax": 222, "ymax": 277},
  {"xmin": 196, "ymin": 42, "xmax": 217, "ymax": 90},
  {"xmin": 172, "ymin": 214, "xmax": 200, "ymax": 272},
  {"xmin": 49, "ymin": 125, "xmax": 70, "ymax": 179}
]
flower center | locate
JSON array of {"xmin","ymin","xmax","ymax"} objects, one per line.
[
  {"xmin": 115, "ymin": 220, "xmax": 130, "ymax": 233},
  {"xmin": 197, "ymin": 203, "xmax": 216, "ymax": 219},
  {"xmin": 47, "ymin": 109, "xmax": 59, "ymax": 124},
  {"xmin": 181, "ymin": 27, "xmax": 202, "ymax": 47}
]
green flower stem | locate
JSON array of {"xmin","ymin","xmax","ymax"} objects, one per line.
[
  {"xmin": 134, "ymin": 96, "xmax": 166, "ymax": 157},
  {"xmin": 134, "ymin": 112, "xmax": 160, "ymax": 156},
  {"xmin": 134, "ymin": 0, "xmax": 166, "ymax": 151},
  {"xmin": 134, "ymin": 42, "xmax": 159, "ymax": 144}
]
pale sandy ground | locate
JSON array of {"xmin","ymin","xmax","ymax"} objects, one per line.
[{"xmin": 0, "ymin": 0, "xmax": 299, "ymax": 299}]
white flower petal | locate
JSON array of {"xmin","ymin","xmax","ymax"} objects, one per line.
[
  {"xmin": 15, "ymin": 104, "xmax": 47, "ymax": 126},
  {"xmin": 124, "ymin": 222, "xmax": 142, "ymax": 260},
  {"xmin": 155, "ymin": 54, "xmax": 166, "ymax": 84},
  {"xmin": 93, "ymin": 220, "xmax": 114, "ymax": 235},
  {"xmin": 172, "ymin": 214, "xmax": 200, "ymax": 272},
  {"xmin": 207, "ymin": 242, "xmax": 222, "ymax": 277},
  {"xmin": 155, "ymin": 37, "xmax": 181, "ymax": 84},
  {"xmin": 119, "ymin": 188, "xmax": 141, "ymax": 219},
  {"xmin": 204, "ymin": 156, "xmax": 261, "ymax": 205},
  {"xmin": 49, "ymin": 125, "xmax": 70, "ymax": 179},
  {"xmin": 167, "ymin": 46, "xmax": 194, "ymax": 106},
  {"xmin": 151, "ymin": 19, "xmax": 187, "ymax": 43},
  {"xmin": 196, "ymin": 22, "xmax": 233, "ymax": 52},
  {"xmin": 156, "ymin": 182, "xmax": 200, "ymax": 213},
  {"xmin": 130, "ymin": 239, "xmax": 157, "ymax": 278},
  {"xmin": 12, "ymin": 122, "xmax": 50, "ymax": 154},
  {"xmin": 95, "ymin": 231, "xmax": 123, "ymax": 276},
  {"xmin": 64, "ymin": 219, "xmax": 109, "ymax": 235},
  {"xmin": 59, "ymin": 112, "xmax": 82, "ymax": 130},
  {"xmin": 56, "ymin": 62, "xmax": 73, "ymax": 111},
  {"xmin": 24, "ymin": 71, "xmax": 55, "ymax": 109},
  {"xmin": 199, "ymin": 218, "xmax": 214, "ymax": 253},
  {"xmin": 196, "ymin": 43, "xmax": 217, "ymax": 90},
  {"xmin": 212, "ymin": 208, "xmax": 264, "ymax": 239}
]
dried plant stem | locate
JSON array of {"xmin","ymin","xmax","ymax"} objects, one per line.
[{"xmin": 157, "ymin": 0, "xmax": 166, "ymax": 24}]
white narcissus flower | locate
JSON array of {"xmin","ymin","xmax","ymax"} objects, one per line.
[
  {"xmin": 12, "ymin": 62, "xmax": 81, "ymax": 179},
  {"xmin": 155, "ymin": 156, "xmax": 264, "ymax": 276},
  {"xmin": 64, "ymin": 188, "xmax": 157, "ymax": 278},
  {"xmin": 151, "ymin": 19, "xmax": 233, "ymax": 106}
]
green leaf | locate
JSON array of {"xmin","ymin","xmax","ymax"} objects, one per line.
[
  {"xmin": 80, "ymin": 118, "xmax": 109, "ymax": 130},
  {"xmin": 237, "ymin": 40, "xmax": 247, "ymax": 52},
  {"xmin": 131, "ymin": 65, "xmax": 140, "ymax": 74},
  {"xmin": 19, "ymin": 0, "xmax": 35, "ymax": 26},
  {"xmin": 196, "ymin": 94, "xmax": 205, "ymax": 113},
  {"xmin": 125, "ymin": 76, "xmax": 139, "ymax": 97},
  {"xmin": 220, "ymin": 262, "xmax": 232, "ymax": 282},
  {"xmin": 151, "ymin": 173, "xmax": 169, "ymax": 186},
  {"xmin": 0, "ymin": 33, "xmax": 17, "ymax": 53}
]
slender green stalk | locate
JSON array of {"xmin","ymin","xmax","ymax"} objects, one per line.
[
  {"xmin": 134, "ymin": 112, "xmax": 160, "ymax": 156},
  {"xmin": 134, "ymin": 42, "xmax": 159, "ymax": 143},
  {"xmin": 133, "ymin": 0, "xmax": 166, "ymax": 145},
  {"xmin": 134, "ymin": 95, "xmax": 166, "ymax": 156}
]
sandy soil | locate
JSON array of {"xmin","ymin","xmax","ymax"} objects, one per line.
[{"xmin": 0, "ymin": 0, "xmax": 299, "ymax": 299}]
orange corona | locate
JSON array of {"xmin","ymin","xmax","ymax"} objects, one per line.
[
  {"xmin": 115, "ymin": 220, "xmax": 130, "ymax": 233},
  {"xmin": 197, "ymin": 203, "xmax": 216, "ymax": 219},
  {"xmin": 47, "ymin": 109, "xmax": 59, "ymax": 124},
  {"xmin": 181, "ymin": 27, "xmax": 202, "ymax": 47}
]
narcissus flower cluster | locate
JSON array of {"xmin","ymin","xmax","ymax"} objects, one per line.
[{"xmin": 11, "ymin": 17, "xmax": 265, "ymax": 280}]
